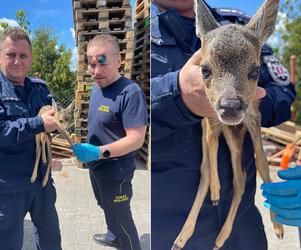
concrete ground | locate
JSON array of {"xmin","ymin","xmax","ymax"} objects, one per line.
[
  {"xmin": 22, "ymin": 160, "xmax": 301, "ymax": 250},
  {"xmin": 22, "ymin": 158, "xmax": 150, "ymax": 250}
]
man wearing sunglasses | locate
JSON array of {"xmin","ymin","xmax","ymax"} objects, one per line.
[{"xmin": 72, "ymin": 35, "xmax": 148, "ymax": 250}]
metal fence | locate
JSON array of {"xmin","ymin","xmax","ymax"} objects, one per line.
[{"xmin": 52, "ymin": 89, "xmax": 75, "ymax": 108}]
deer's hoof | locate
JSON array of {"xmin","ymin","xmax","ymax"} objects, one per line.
[
  {"xmin": 274, "ymin": 222, "xmax": 284, "ymax": 240},
  {"xmin": 212, "ymin": 200, "xmax": 219, "ymax": 206},
  {"xmin": 276, "ymin": 231, "xmax": 284, "ymax": 240},
  {"xmin": 213, "ymin": 244, "xmax": 220, "ymax": 250},
  {"xmin": 171, "ymin": 244, "xmax": 182, "ymax": 250}
]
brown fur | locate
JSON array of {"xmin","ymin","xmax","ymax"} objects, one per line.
[
  {"xmin": 172, "ymin": 0, "xmax": 283, "ymax": 249},
  {"xmin": 31, "ymin": 103, "xmax": 74, "ymax": 187}
]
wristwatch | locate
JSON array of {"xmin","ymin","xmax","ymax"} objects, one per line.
[{"xmin": 101, "ymin": 147, "xmax": 111, "ymax": 159}]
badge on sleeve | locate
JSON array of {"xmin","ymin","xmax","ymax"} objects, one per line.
[{"xmin": 263, "ymin": 55, "xmax": 290, "ymax": 86}]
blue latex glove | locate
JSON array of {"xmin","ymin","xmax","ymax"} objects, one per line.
[
  {"xmin": 72, "ymin": 143, "xmax": 100, "ymax": 163},
  {"xmin": 261, "ymin": 166, "xmax": 301, "ymax": 226}
]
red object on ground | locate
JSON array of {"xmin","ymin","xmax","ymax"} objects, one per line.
[{"xmin": 280, "ymin": 144, "xmax": 296, "ymax": 169}]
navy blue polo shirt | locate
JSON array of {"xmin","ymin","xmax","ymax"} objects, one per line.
[{"xmin": 87, "ymin": 76, "xmax": 148, "ymax": 159}]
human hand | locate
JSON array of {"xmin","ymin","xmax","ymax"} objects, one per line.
[
  {"xmin": 72, "ymin": 143, "xmax": 100, "ymax": 163},
  {"xmin": 178, "ymin": 50, "xmax": 216, "ymax": 117},
  {"xmin": 261, "ymin": 166, "xmax": 301, "ymax": 226},
  {"xmin": 41, "ymin": 109, "xmax": 59, "ymax": 133}
]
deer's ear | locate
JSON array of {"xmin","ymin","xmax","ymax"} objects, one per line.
[
  {"xmin": 52, "ymin": 99, "xmax": 58, "ymax": 113},
  {"xmin": 246, "ymin": 0, "xmax": 279, "ymax": 44},
  {"xmin": 194, "ymin": 0, "xmax": 219, "ymax": 39}
]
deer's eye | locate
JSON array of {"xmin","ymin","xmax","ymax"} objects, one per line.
[
  {"xmin": 201, "ymin": 66, "xmax": 212, "ymax": 80},
  {"xmin": 249, "ymin": 67, "xmax": 260, "ymax": 80}
]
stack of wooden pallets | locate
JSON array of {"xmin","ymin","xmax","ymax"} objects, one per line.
[
  {"xmin": 131, "ymin": 0, "xmax": 150, "ymax": 169},
  {"xmin": 72, "ymin": 0, "xmax": 134, "ymax": 167}
]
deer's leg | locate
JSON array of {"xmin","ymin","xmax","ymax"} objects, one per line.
[
  {"xmin": 246, "ymin": 116, "xmax": 284, "ymax": 239},
  {"xmin": 214, "ymin": 127, "xmax": 246, "ymax": 250},
  {"xmin": 31, "ymin": 135, "xmax": 41, "ymax": 183},
  {"xmin": 42, "ymin": 136, "xmax": 52, "ymax": 187},
  {"xmin": 172, "ymin": 119, "xmax": 211, "ymax": 250},
  {"xmin": 41, "ymin": 133, "xmax": 47, "ymax": 164},
  {"xmin": 206, "ymin": 119, "xmax": 221, "ymax": 206},
  {"xmin": 56, "ymin": 127, "xmax": 74, "ymax": 146}
]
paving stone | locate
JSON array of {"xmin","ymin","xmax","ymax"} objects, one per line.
[{"xmin": 22, "ymin": 158, "xmax": 150, "ymax": 250}]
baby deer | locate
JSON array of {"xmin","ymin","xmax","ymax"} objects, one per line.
[
  {"xmin": 173, "ymin": 0, "xmax": 284, "ymax": 249},
  {"xmin": 31, "ymin": 100, "xmax": 74, "ymax": 187}
]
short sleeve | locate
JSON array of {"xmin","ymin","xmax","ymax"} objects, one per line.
[{"xmin": 122, "ymin": 90, "xmax": 148, "ymax": 129}]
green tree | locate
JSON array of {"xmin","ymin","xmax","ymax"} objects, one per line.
[
  {"xmin": 0, "ymin": 22, "xmax": 9, "ymax": 31},
  {"xmin": 16, "ymin": 10, "xmax": 30, "ymax": 34},
  {"xmin": 29, "ymin": 28, "xmax": 76, "ymax": 105},
  {"xmin": 278, "ymin": 1, "xmax": 301, "ymax": 124},
  {"xmin": 0, "ymin": 10, "xmax": 30, "ymax": 36}
]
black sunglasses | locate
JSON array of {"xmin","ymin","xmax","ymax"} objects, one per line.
[{"xmin": 84, "ymin": 54, "xmax": 107, "ymax": 65}]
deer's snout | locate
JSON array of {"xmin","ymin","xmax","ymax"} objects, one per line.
[{"xmin": 218, "ymin": 97, "xmax": 245, "ymax": 118}]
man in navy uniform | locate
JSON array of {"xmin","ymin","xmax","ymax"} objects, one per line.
[
  {"xmin": 72, "ymin": 35, "xmax": 148, "ymax": 250},
  {"xmin": 151, "ymin": 0, "xmax": 296, "ymax": 249},
  {"xmin": 0, "ymin": 27, "xmax": 61, "ymax": 249}
]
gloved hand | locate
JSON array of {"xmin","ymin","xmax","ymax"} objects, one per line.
[
  {"xmin": 261, "ymin": 166, "xmax": 301, "ymax": 226},
  {"xmin": 72, "ymin": 143, "xmax": 100, "ymax": 163}
]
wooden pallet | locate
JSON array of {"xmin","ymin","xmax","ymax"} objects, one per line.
[
  {"xmin": 261, "ymin": 122, "xmax": 301, "ymax": 147},
  {"xmin": 75, "ymin": 7, "xmax": 131, "ymax": 22},
  {"xmin": 76, "ymin": 18, "xmax": 131, "ymax": 35},
  {"xmin": 137, "ymin": 128, "xmax": 150, "ymax": 169},
  {"xmin": 76, "ymin": 90, "xmax": 90, "ymax": 102},
  {"xmin": 74, "ymin": 135, "xmax": 87, "ymax": 143},
  {"xmin": 77, "ymin": 73, "xmax": 93, "ymax": 82},
  {"xmin": 74, "ymin": 0, "xmax": 130, "ymax": 10},
  {"xmin": 74, "ymin": 109, "xmax": 88, "ymax": 119},
  {"xmin": 75, "ymin": 128, "xmax": 88, "ymax": 137},
  {"xmin": 75, "ymin": 118, "xmax": 88, "ymax": 128},
  {"xmin": 75, "ymin": 100, "xmax": 89, "ymax": 112},
  {"xmin": 135, "ymin": 0, "xmax": 150, "ymax": 21},
  {"xmin": 77, "ymin": 82, "xmax": 93, "ymax": 91},
  {"xmin": 131, "ymin": 7, "xmax": 150, "ymax": 167},
  {"xmin": 78, "ymin": 28, "xmax": 132, "ymax": 43},
  {"xmin": 51, "ymin": 137, "xmax": 74, "ymax": 158}
]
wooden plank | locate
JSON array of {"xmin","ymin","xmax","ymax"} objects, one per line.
[
  {"xmin": 77, "ymin": 82, "xmax": 93, "ymax": 91},
  {"xmin": 261, "ymin": 126, "xmax": 301, "ymax": 146}
]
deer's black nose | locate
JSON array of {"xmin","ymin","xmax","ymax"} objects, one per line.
[{"xmin": 219, "ymin": 98, "xmax": 243, "ymax": 117}]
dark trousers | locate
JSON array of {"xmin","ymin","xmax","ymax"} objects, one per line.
[
  {"xmin": 0, "ymin": 180, "xmax": 61, "ymax": 250},
  {"xmin": 89, "ymin": 160, "xmax": 141, "ymax": 250}
]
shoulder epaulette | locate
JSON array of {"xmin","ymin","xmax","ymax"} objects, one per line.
[
  {"xmin": 215, "ymin": 7, "xmax": 251, "ymax": 20},
  {"xmin": 29, "ymin": 77, "xmax": 46, "ymax": 85}
]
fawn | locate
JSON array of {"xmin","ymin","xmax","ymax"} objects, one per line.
[
  {"xmin": 172, "ymin": 0, "xmax": 284, "ymax": 249},
  {"xmin": 31, "ymin": 100, "xmax": 74, "ymax": 187}
]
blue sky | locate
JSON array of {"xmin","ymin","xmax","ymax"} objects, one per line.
[
  {"xmin": 207, "ymin": 0, "xmax": 265, "ymax": 16},
  {"xmin": 0, "ymin": 0, "xmax": 136, "ymax": 70},
  {"xmin": 0, "ymin": 0, "xmax": 283, "ymax": 49},
  {"xmin": 0, "ymin": 0, "xmax": 287, "ymax": 68},
  {"xmin": 0, "ymin": 0, "xmax": 136, "ymax": 48}
]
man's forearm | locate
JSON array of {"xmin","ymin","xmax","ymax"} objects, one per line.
[{"xmin": 101, "ymin": 127, "xmax": 147, "ymax": 158}]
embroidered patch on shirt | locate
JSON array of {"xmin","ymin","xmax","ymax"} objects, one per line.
[
  {"xmin": 113, "ymin": 194, "xmax": 129, "ymax": 203},
  {"xmin": 263, "ymin": 55, "xmax": 290, "ymax": 86},
  {"xmin": 98, "ymin": 105, "xmax": 110, "ymax": 112}
]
